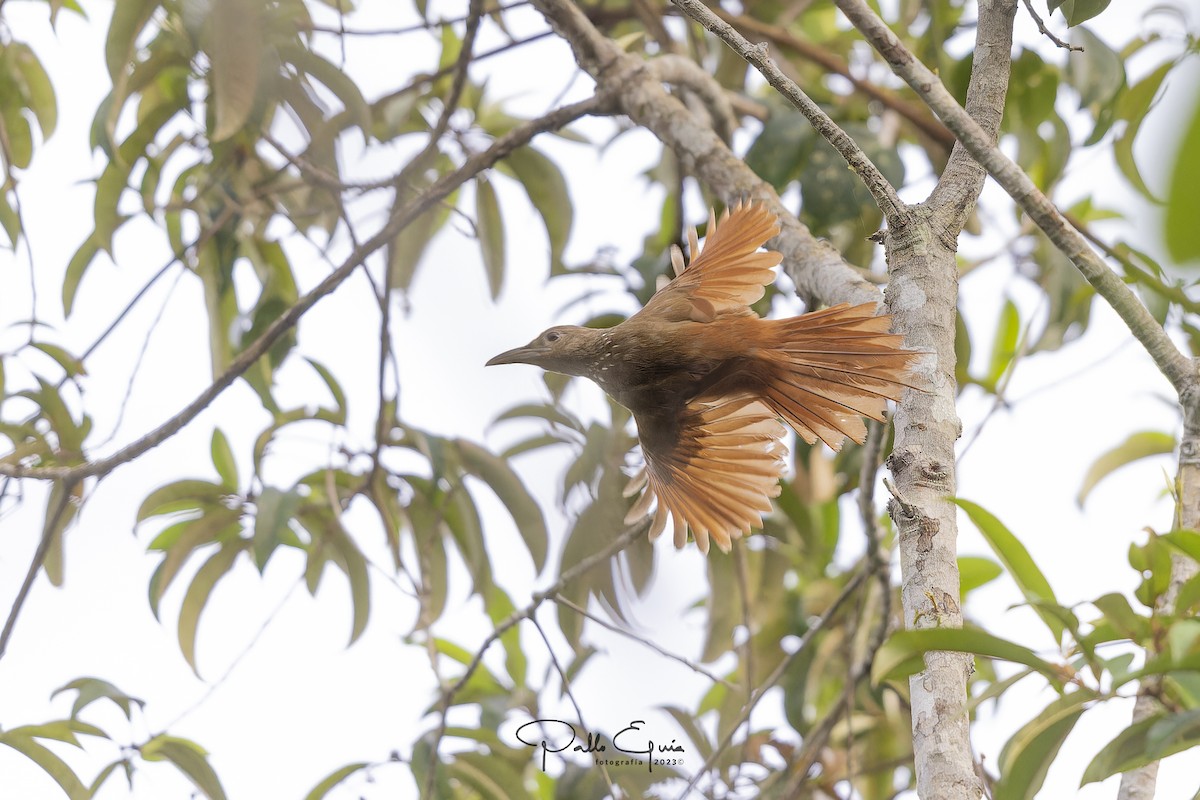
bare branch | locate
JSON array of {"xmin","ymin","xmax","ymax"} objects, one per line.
[
  {"xmin": 833, "ymin": 0, "xmax": 1195, "ymax": 395},
  {"xmin": 1020, "ymin": 0, "xmax": 1083, "ymax": 52},
  {"xmin": 530, "ymin": 0, "xmax": 883, "ymax": 309},
  {"xmin": 0, "ymin": 94, "xmax": 610, "ymax": 482},
  {"xmin": 670, "ymin": 0, "xmax": 908, "ymax": 223}
]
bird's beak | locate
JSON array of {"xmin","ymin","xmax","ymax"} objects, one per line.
[{"xmin": 486, "ymin": 345, "xmax": 542, "ymax": 366}]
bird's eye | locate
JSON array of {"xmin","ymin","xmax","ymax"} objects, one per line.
[{"xmin": 545, "ymin": 331, "xmax": 561, "ymax": 343}]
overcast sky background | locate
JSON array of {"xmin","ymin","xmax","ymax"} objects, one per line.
[{"xmin": 0, "ymin": 1, "xmax": 1197, "ymax": 798}]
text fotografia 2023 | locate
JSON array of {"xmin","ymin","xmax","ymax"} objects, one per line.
[{"xmin": 514, "ymin": 718, "xmax": 686, "ymax": 772}]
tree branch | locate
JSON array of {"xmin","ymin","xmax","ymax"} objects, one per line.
[
  {"xmin": 833, "ymin": 0, "xmax": 1195, "ymax": 395},
  {"xmin": 530, "ymin": 0, "xmax": 883, "ymax": 309},
  {"xmin": 0, "ymin": 95, "xmax": 610, "ymax": 482},
  {"xmin": 669, "ymin": 0, "xmax": 908, "ymax": 224}
]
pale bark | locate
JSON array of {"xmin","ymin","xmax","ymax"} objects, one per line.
[{"xmin": 529, "ymin": 0, "xmax": 883, "ymax": 310}]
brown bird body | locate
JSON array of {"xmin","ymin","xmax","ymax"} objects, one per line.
[{"xmin": 488, "ymin": 203, "xmax": 919, "ymax": 554}]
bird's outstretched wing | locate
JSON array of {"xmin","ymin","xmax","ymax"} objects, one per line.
[
  {"xmin": 624, "ymin": 395, "xmax": 787, "ymax": 554},
  {"xmin": 636, "ymin": 202, "xmax": 782, "ymax": 323}
]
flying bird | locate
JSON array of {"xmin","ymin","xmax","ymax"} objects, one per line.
[{"xmin": 487, "ymin": 203, "xmax": 919, "ymax": 554}]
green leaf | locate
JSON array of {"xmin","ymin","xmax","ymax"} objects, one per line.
[
  {"xmin": 1092, "ymin": 592, "xmax": 1150, "ymax": 643},
  {"xmin": 51, "ymin": 677, "xmax": 145, "ymax": 721},
  {"xmin": 252, "ymin": 486, "xmax": 302, "ymax": 571},
  {"xmin": 304, "ymin": 358, "xmax": 347, "ymax": 426},
  {"xmin": 1054, "ymin": 0, "xmax": 1111, "ymax": 26},
  {"xmin": 148, "ymin": 508, "xmax": 242, "ymax": 619},
  {"xmin": 1114, "ymin": 61, "xmax": 1172, "ymax": 201},
  {"xmin": 141, "ymin": 735, "xmax": 228, "ymax": 800},
  {"xmin": 0, "ymin": 732, "xmax": 89, "ymax": 800},
  {"xmin": 483, "ymin": 585, "xmax": 527, "ymax": 687},
  {"xmin": 475, "ymin": 177, "xmax": 506, "ymax": 299},
  {"xmin": 62, "ymin": 233, "xmax": 100, "ymax": 317},
  {"xmin": 42, "ymin": 481, "xmax": 82, "ymax": 586},
  {"xmin": 137, "ymin": 479, "xmax": 226, "ymax": 522},
  {"xmin": 2, "ymin": 103, "xmax": 33, "ymax": 168},
  {"xmin": 279, "ymin": 43, "xmax": 371, "ymax": 136},
  {"xmin": 324, "ymin": 520, "xmax": 371, "ymax": 645},
  {"xmin": 1076, "ymin": 431, "xmax": 1175, "ymax": 506},
  {"xmin": 994, "ymin": 691, "xmax": 1095, "ymax": 800},
  {"xmin": 499, "ymin": 146, "xmax": 572, "ymax": 274},
  {"xmin": 954, "ymin": 498, "xmax": 1062, "ymax": 643},
  {"xmin": 105, "ymin": 0, "xmax": 158, "ymax": 81},
  {"xmin": 303, "ymin": 763, "xmax": 369, "ymax": 800},
  {"xmin": 1081, "ymin": 709, "xmax": 1200, "ymax": 785},
  {"xmin": 985, "ymin": 299, "xmax": 1020, "ymax": 389},
  {"xmin": 12, "ymin": 43, "xmax": 58, "ymax": 139},
  {"xmin": 1165, "ymin": 94, "xmax": 1200, "ymax": 263},
  {"xmin": 206, "ymin": 0, "xmax": 264, "ymax": 141},
  {"xmin": 1065, "ymin": 27, "xmax": 1124, "ymax": 111},
  {"xmin": 210, "ymin": 429, "xmax": 238, "ymax": 490},
  {"xmin": 178, "ymin": 542, "xmax": 245, "ymax": 674},
  {"xmin": 454, "ymin": 438, "xmax": 548, "ymax": 573},
  {"xmin": 30, "ymin": 342, "xmax": 85, "ymax": 378},
  {"xmin": 959, "ymin": 556, "xmax": 1003, "ymax": 599},
  {"xmin": 446, "ymin": 751, "xmax": 528, "ymax": 800},
  {"xmin": 872, "ymin": 628, "xmax": 1066, "ymax": 687},
  {"xmin": 387, "ymin": 180, "xmax": 456, "ymax": 292}
]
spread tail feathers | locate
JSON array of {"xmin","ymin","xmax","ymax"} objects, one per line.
[{"xmin": 758, "ymin": 302, "xmax": 922, "ymax": 450}]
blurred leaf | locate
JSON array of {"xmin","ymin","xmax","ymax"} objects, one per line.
[
  {"xmin": 954, "ymin": 498, "xmax": 1063, "ymax": 643},
  {"xmin": 252, "ymin": 486, "xmax": 301, "ymax": 571},
  {"xmin": 178, "ymin": 542, "xmax": 246, "ymax": 674},
  {"xmin": 447, "ymin": 751, "xmax": 528, "ymax": 800},
  {"xmin": 11, "ymin": 43, "xmax": 58, "ymax": 139},
  {"xmin": 206, "ymin": 0, "xmax": 264, "ymax": 141},
  {"xmin": 387, "ymin": 162, "xmax": 456, "ymax": 292},
  {"xmin": 1052, "ymin": 0, "xmax": 1111, "ymax": 26},
  {"xmin": 872, "ymin": 628, "xmax": 1065, "ymax": 687},
  {"xmin": 1092, "ymin": 592, "xmax": 1150, "ymax": 643},
  {"xmin": 210, "ymin": 429, "xmax": 238, "ymax": 490},
  {"xmin": 304, "ymin": 763, "xmax": 369, "ymax": 800},
  {"xmin": 141, "ymin": 735, "xmax": 227, "ymax": 800},
  {"xmin": 985, "ymin": 299, "xmax": 1020, "ymax": 390},
  {"xmin": 483, "ymin": 585, "xmax": 527, "ymax": 687},
  {"xmin": 105, "ymin": 0, "xmax": 158, "ymax": 82},
  {"xmin": 959, "ymin": 556, "xmax": 1003, "ymax": 600},
  {"xmin": 499, "ymin": 146, "xmax": 572, "ymax": 274},
  {"xmin": 475, "ymin": 177, "xmax": 506, "ymax": 299},
  {"xmin": 147, "ymin": 508, "xmax": 242, "ymax": 618},
  {"xmin": 52, "ymin": 677, "xmax": 145, "ymax": 721},
  {"xmin": 137, "ymin": 479, "xmax": 226, "ymax": 522},
  {"xmin": 1076, "ymin": 431, "xmax": 1174, "ymax": 506},
  {"xmin": 994, "ymin": 690, "xmax": 1095, "ymax": 800},
  {"xmin": 745, "ymin": 106, "xmax": 812, "ymax": 189},
  {"xmin": 1081, "ymin": 709, "xmax": 1200, "ymax": 784},
  {"xmin": 1114, "ymin": 60, "xmax": 1172, "ymax": 201},
  {"xmin": 0, "ymin": 730, "xmax": 89, "ymax": 800},
  {"xmin": 1066, "ymin": 27, "xmax": 1124, "ymax": 110},
  {"xmin": 455, "ymin": 438, "xmax": 548, "ymax": 573},
  {"xmin": 1165, "ymin": 95, "xmax": 1200, "ymax": 263},
  {"xmin": 42, "ymin": 480, "xmax": 82, "ymax": 586}
]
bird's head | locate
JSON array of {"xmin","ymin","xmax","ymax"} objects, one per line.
[{"xmin": 485, "ymin": 325, "xmax": 602, "ymax": 376}]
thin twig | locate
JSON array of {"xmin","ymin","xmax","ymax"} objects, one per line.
[
  {"xmin": 0, "ymin": 94, "xmax": 609, "ymax": 482},
  {"xmin": 1020, "ymin": 0, "xmax": 1083, "ymax": 52},
  {"xmin": 421, "ymin": 520, "xmax": 647, "ymax": 797},
  {"xmin": 833, "ymin": 0, "xmax": 1193, "ymax": 395},
  {"xmin": 670, "ymin": 0, "xmax": 908, "ymax": 223},
  {"xmin": 550, "ymin": 593, "xmax": 736, "ymax": 689},
  {"xmin": 0, "ymin": 479, "xmax": 77, "ymax": 660},
  {"xmin": 530, "ymin": 617, "xmax": 617, "ymax": 794},
  {"xmin": 678, "ymin": 566, "xmax": 870, "ymax": 798}
]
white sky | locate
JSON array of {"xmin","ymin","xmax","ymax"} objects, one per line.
[{"xmin": 0, "ymin": 1, "xmax": 1197, "ymax": 798}]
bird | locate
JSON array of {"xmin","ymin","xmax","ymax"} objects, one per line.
[{"xmin": 487, "ymin": 202, "xmax": 920, "ymax": 554}]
